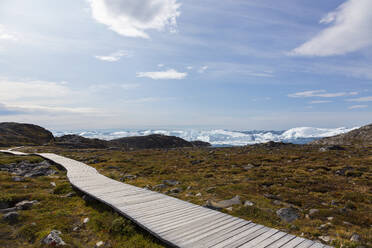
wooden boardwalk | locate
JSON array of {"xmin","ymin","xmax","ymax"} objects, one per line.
[{"xmin": 1, "ymin": 149, "xmax": 331, "ymax": 248}]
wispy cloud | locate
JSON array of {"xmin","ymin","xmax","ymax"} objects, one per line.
[
  {"xmin": 309, "ymin": 100, "xmax": 333, "ymax": 104},
  {"xmin": 94, "ymin": 50, "xmax": 129, "ymax": 62},
  {"xmin": 348, "ymin": 105, "xmax": 368, "ymax": 109},
  {"xmin": 291, "ymin": 0, "xmax": 372, "ymax": 56},
  {"xmin": 346, "ymin": 96, "xmax": 372, "ymax": 102},
  {"xmin": 198, "ymin": 65, "xmax": 208, "ymax": 73},
  {"xmin": 136, "ymin": 69, "xmax": 187, "ymax": 80},
  {"xmin": 186, "ymin": 66, "xmax": 193, "ymax": 70},
  {"xmin": 87, "ymin": 0, "xmax": 181, "ymax": 39},
  {"xmin": 89, "ymin": 83, "xmax": 140, "ymax": 92},
  {"xmin": 0, "ymin": 25, "xmax": 19, "ymax": 41},
  {"xmin": 289, "ymin": 90, "xmax": 348, "ymax": 98}
]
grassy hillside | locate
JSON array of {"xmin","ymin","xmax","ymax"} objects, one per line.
[{"xmin": 0, "ymin": 153, "xmax": 164, "ymax": 248}]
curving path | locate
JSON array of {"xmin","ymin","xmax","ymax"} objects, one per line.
[{"xmin": 0, "ymin": 149, "xmax": 332, "ymax": 248}]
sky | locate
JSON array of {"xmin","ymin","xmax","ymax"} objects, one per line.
[{"xmin": 0, "ymin": 0, "xmax": 371, "ymax": 130}]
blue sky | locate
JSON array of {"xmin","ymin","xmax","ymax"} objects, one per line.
[{"xmin": 0, "ymin": 0, "xmax": 371, "ymax": 130}]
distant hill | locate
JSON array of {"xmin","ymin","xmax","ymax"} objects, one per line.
[
  {"xmin": 0, "ymin": 122, "xmax": 55, "ymax": 147},
  {"xmin": 311, "ymin": 123, "xmax": 372, "ymax": 146},
  {"xmin": 110, "ymin": 134, "xmax": 203, "ymax": 149}
]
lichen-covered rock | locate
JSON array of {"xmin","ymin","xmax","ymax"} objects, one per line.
[
  {"xmin": 41, "ymin": 230, "xmax": 66, "ymax": 246},
  {"xmin": 276, "ymin": 207, "xmax": 299, "ymax": 223},
  {"xmin": 206, "ymin": 195, "xmax": 241, "ymax": 210},
  {"xmin": 15, "ymin": 200, "xmax": 38, "ymax": 210},
  {"xmin": 2, "ymin": 211, "xmax": 19, "ymax": 224}
]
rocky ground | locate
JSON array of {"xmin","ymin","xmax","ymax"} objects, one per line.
[
  {"xmin": 18, "ymin": 143, "xmax": 371, "ymax": 248},
  {"xmin": 0, "ymin": 153, "xmax": 164, "ymax": 248},
  {"xmin": 2, "ymin": 143, "xmax": 371, "ymax": 247}
]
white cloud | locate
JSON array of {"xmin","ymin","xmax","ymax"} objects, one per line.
[
  {"xmin": 0, "ymin": 79, "xmax": 70, "ymax": 101},
  {"xmin": 94, "ymin": 50, "xmax": 129, "ymax": 62},
  {"xmin": 346, "ymin": 96, "xmax": 372, "ymax": 102},
  {"xmin": 292, "ymin": 0, "xmax": 372, "ymax": 56},
  {"xmin": 136, "ymin": 69, "xmax": 187, "ymax": 80},
  {"xmin": 186, "ymin": 66, "xmax": 193, "ymax": 70},
  {"xmin": 348, "ymin": 105, "xmax": 368, "ymax": 109},
  {"xmin": 198, "ymin": 65, "xmax": 208, "ymax": 73},
  {"xmin": 288, "ymin": 90, "xmax": 350, "ymax": 98},
  {"xmin": 87, "ymin": 0, "xmax": 181, "ymax": 39},
  {"xmin": 309, "ymin": 100, "xmax": 333, "ymax": 104},
  {"xmin": 0, "ymin": 25, "xmax": 19, "ymax": 41},
  {"xmin": 5, "ymin": 103, "xmax": 98, "ymax": 114},
  {"xmin": 157, "ymin": 64, "xmax": 164, "ymax": 67}
]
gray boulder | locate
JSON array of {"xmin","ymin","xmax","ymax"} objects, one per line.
[
  {"xmin": 276, "ymin": 207, "xmax": 299, "ymax": 223},
  {"xmin": 16, "ymin": 200, "xmax": 38, "ymax": 210},
  {"xmin": 206, "ymin": 195, "xmax": 241, "ymax": 210},
  {"xmin": 41, "ymin": 230, "xmax": 66, "ymax": 246}
]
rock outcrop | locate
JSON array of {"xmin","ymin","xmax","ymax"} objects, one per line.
[
  {"xmin": 0, "ymin": 122, "xmax": 54, "ymax": 147},
  {"xmin": 311, "ymin": 123, "xmax": 372, "ymax": 146}
]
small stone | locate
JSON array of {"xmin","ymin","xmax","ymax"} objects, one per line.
[
  {"xmin": 205, "ymin": 187, "xmax": 216, "ymax": 193},
  {"xmin": 309, "ymin": 209, "xmax": 319, "ymax": 216},
  {"xmin": 343, "ymin": 221, "xmax": 352, "ymax": 225},
  {"xmin": 168, "ymin": 188, "xmax": 182, "ymax": 194},
  {"xmin": 73, "ymin": 226, "xmax": 80, "ymax": 232},
  {"xmin": 2, "ymin": 211, "xmax": 19, "ymax": 223},
  {"xmin": 51, "ymin": 182, "xmax": 56, "ymax": 187},
  {"xmin": 121, "ymin": 174, "xmax": 137, "ymax": 181},
  {"xmin": 83, "ymin": 217, "xmax": 89, "ymax": 224},
  {"xmin": 226, "ymin": 207, "xmax": 233, "ymax": 211},
  {"xmin": 155, "ymin": 184, "xmax": 168, "ymax": 191},
  {"xmin": 350, "ymin": 233, "xmax": 361, "ymax": 242},
  {"xmin": 12, "ymin": 176, "xmax": 24, "ymax": 182},
  {"xmin": 63, "ymin": 192, "xmax": 76, "ymax": 198},
  {"xmin": 243, "ymin": 164, "xmax": 255, "ymax": 171},
  {"xmin": 273, "ymin": 200, "xmax": 282, "ymax": 205},
  {"xmin": 163, "ymin": 180, "xmax": 180, "ymax": 186},
  {"xmin": 41, "ymin": 230, "xmax": 66, "ymax": 246},
  {"xmin": 319, "ymin": 236, "xmax": 331, "ymax": 243},
  {"xmin": 96, "ymin": 241, "xmax": 104, "ymax": 247},
  {"xmin": 195, "ymin": 193, "xmax": 202, "ymax": 197},
  {"xmin": 186, "ymin": 186, "xmax": 192, "ymax": 190},
  {"xmin": 264, "ymin": 194, "xmax": 279, "ymax": 200},
  {"xmin": 244, "ymin": 200, "xmax": 254, "ymax": 207},
  {"xmin": 327, "ymin": 216, "xmax": 334, "ymax": 221},
  {"xmin": 276, "ymin": 207, "xmax": 299, "ymax": 223}
]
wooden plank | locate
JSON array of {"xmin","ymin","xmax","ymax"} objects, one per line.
[
  {"xmin": 246, "ymin": 231, "xmax": 287, "ymax": 248},
  {"xmin": 238, "ymin": 228, "xmax": 279, "ymax": 248},
  {"xmin": 281, "ymin": 237, "xmax": 307, "ymax": 248},
  {"xmin": 308, "ymin": 242, "xmax": 325, "ymax": 248},
  {"xmin": 183, "ymin": 221, "xmax": 255, "ymax": 248},
  {"xmin": 266, "ymin": 234, "xmax": 296, "ymax": 248},
  {"xmin": 172, "ymin": 217, "xmax": 245, "ymax": 246},
  {"xmin": 211, "ymin": 225, "xmax": 267, "ymax": 248},
  {"xmin": 296, "ymin": 239, "xmax": 316, "ymax": 248}
]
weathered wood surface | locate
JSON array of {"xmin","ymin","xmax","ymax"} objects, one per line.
[{"xmin": 0, "ymin": 149, "xmax": 332, "ymax": 248}]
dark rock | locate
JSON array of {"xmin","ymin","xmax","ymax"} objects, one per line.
[
  {"xmin": 2, "ymin": 211, "xmax": 19, "ymax": 223},
  {"xmin": 0, "ymin": 207, "xmax": 18, "ymax": 214},
  {"xmin": 163, "ymin": 180, "xmax": 180, "ymax": 186},
  {"xmin": 309, "ymin": 209, "xmax": 319, "ymax": 216},
  {"xmin": 15, "ymin": 200, "xmax": 38, "ymax": 210},
  {"xmin": 0, "ymin": 122, "xmax": 54, "ymax": 147},
  {"xmin": 121, "ymin": 174, "xmax": 137, "ymax": 181},
  {"xmin": 0, "ymin": 201, "xmax": 9, "ymax": 209},
  {"xmin": 1, "ymin": 160, "xmax": 56, "ymax": 178},
  {"xmin": 276, "ymin": 207, "xmax": 299, "ymax": 223},
  {"xmin": 12, "ymin": 176, "xmax": 24, "ymax": 182},
  {"xmin": 41, "ymin": 230, "xmax": 66, "ymax": 246},
  {"xmin": 350, "ymin": 233, "xmax": 361, "ymax": 242},
  {"xmin": 243, "ymin": 164, "xmax": 255, "ymax": 171},
  {"xmin": 168, "ymin": 188, "xmax": 182, "ymax": 194},
  {"xmin": 335, "ymin": 166, "xmax": 353, "ymax": 176},
  {"xmin": 191, "ymin": 160, "xmax": 204, "ymax": 165},
  {"xmin": 264, "ymin": 193, "xmax": 280, "ymax": 200},
  {"xmin": 206, "ymin": 195, "xmax": 241, "ymax": 210}
]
